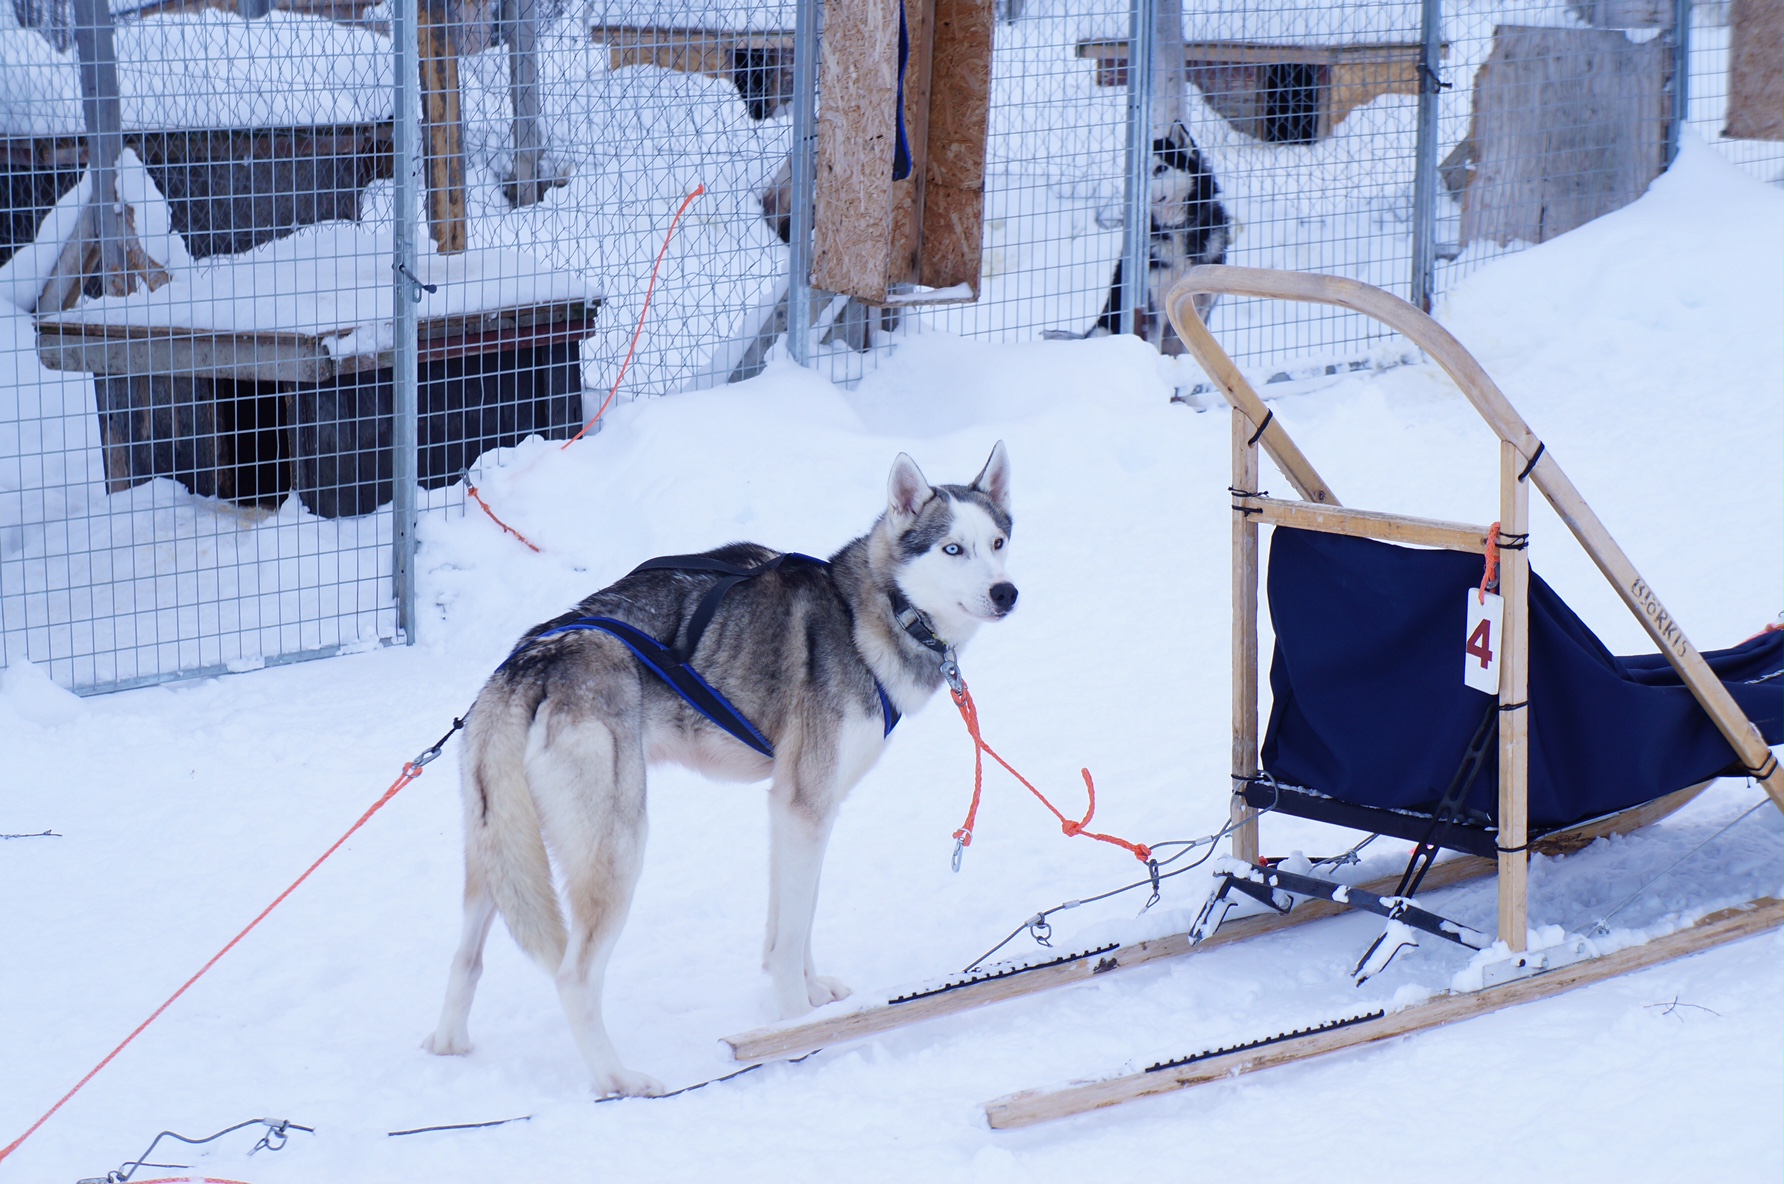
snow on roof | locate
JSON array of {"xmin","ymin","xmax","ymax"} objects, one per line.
[
  {"xmin": 0, "ymin": 11, "xmax": 391, "ymax": 137},
  {"xmin": 37, "ymin": 224, "xmax": 599, "ymax": 355},
  {"xmin": 582, "ymin": 0, "xmax": 797, "ymax": 34}
]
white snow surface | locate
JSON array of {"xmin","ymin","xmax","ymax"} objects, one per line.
[
  {"xmin": 0, "ymin": 13, "xmax": 391, "ymax": 136},
  {"xmin": 1, "ymin": 138, "xmax": 1780, "ymax": 1182},
  {"xmin": 38, "ymin": 224, "xmax": 597, "ymax": 345}
]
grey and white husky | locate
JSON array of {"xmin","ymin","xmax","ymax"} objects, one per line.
[{"xmin": 425, "ymin": 445, "xmax": 1016, "ymax": 1096}]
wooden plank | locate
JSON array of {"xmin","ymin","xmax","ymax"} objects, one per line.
[
  {"xmin": 1231, "ymin": 410, "xmax": 1262, "ymax": 863},
  {"xmin": 918, "ymin": 0, "xmax": 993, "ymax": 294},
  {"xmin": 419, "ymin": 2, "xmax": 467, "ymax": 254},
  {"xmin": 1244, "ymin": 495, "xmax": 1490, "ymax": 552},
  {"xmin": 1076, "ymin": 39, "xmax": 1427, "ymax": 69},
  {"xmin": 36, "ymin": 301, "xmax": 596, "ymax": 382},
  {"xmin": 1164, "ymin": 266, "xmax": 1784, "ymax": 811},
  {"xmin": 724, "ymin": 856, "xmax": 1497, "ymax": 1065},
  {"xmin": 810, "ymin": 0, "xmax": 900, "ymax": 302},
  {"xmin": 1535, "ymin": 781, "xmax": 1707, "ymax": 855},
  {"xmin": 983, "ymin": 897, "xmax": 1783, "ymax": 1129},
  {"xmin": 1497, "ymin": 439, "xmax": 1532, "ymax": 950},
  {"xmin": 1460, "ymin": 27, "xmax": 1666, "ymax": 248},
  {"xmin": 1725, "ymin": 0, "xmax": 1784, "ymax": 141}
]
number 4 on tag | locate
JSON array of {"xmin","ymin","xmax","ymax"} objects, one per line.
[{"xmin": 1465, "ymin": 590, "xmax": 1504, "ymax": 694}]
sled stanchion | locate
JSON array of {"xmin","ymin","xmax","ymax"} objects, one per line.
[
  {"xmin": 1230, "ymin": 408, "xmax": 1262, "ymax": 864},
  {"xmin": 1497, "ymin": 441, "xmax": 1531, "ymax": 950}
]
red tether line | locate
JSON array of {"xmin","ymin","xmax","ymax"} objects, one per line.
[
  {"xmin": 466, "ymin": 483, "xmax": 541, "ymax": 552},
  {"xmin": 563, "ymin": 184, "xmax": 706, "ymax": 448},
  {"xmin": 0, "ymin": 762, "xmax": 431, "ymax": 1167},
  {"xmin": 463, "ymin": 184, "xmax": 706, "ymax": 551},
  {"xmin": 949, "ymin": 678, "xmax": 1152, "ymax": 863}
]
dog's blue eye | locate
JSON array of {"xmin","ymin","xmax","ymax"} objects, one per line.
[{"xmin": 943, "ymin": 543, "xmax": 963, "ymax": 556}]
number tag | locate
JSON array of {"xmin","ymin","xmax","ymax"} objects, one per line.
[{"xmin": 1464, "ymin": 590, "xmax": 1504, "ymax": 694}]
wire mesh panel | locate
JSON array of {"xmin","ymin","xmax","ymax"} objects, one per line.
[
  {"xmin": 1, "ymin": 0, "xmax": 411, "ymax": 691},
  {"xmin": 0, "ymin": 0, "xmax": 1772, "ymax": 693}
]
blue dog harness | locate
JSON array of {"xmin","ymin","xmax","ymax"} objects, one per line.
[{"xmin": 500, "ymin": 552, "xmax": 900, "ymax": 760}]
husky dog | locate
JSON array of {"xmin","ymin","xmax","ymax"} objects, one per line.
[
  {"xmin": 1052, "ymin": 122, "xmax": 1230, "ymax": 353},
  {"xmin": 425, "ymin": 445, "xmax": 1016, "ymax": 1096}
]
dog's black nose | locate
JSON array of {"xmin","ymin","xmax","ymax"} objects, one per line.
[{"xmin": 989, "ymin": 582, "xmax": 1018, "ymax": 614}]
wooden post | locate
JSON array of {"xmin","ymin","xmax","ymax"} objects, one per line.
[
  {"xmin": 1231, "ymin": 408, "xmax": 1260, "ymax": 864},
  {"xmin": 419, "ymin": 1, "xmax": 467, "ymax": 253},
  {"xmin": 1496, "ymin": 440, "xmax": 1531, "ymax": 951},
  {"xmin": 504, "ymin": 0, "xmax": 546, "ymax": 207},
  {"xmin": 1151, "ymin": 0, "xmax": 1184, "ymax": 135}
]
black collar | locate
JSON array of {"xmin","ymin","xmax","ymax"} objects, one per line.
[{"xmin": 886, "ymin": 586, "xmax": 951, "ymax": 657}]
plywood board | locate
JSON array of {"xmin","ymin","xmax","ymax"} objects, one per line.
[
  {"xmin": 1725, "ymin": 0, "xmax": 1783, "ymax": 140},
  {"xmin": 810, "ymin": 0, "xmax": 901, "ymax": 301},
  {"xmin": 1460, "ymin": 26, "xmax": 1666, "ymax": 247}
]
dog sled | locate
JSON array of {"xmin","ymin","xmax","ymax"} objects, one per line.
[{"xmin": 722, "ymin": 266, "xmax": 1782, "ymax": 1123}]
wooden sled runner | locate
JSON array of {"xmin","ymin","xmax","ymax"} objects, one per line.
[
  {"xmin": 971, "ymin": 265, "xmax": 1783, "ymax": 1127},
  {"xmin": 721, "ymin": 789, "xmax": 1704, "ymax": 1065}
]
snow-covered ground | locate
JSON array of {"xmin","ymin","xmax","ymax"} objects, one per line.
[{"xmin": 1, "ymin": 126, "xmax": 1780, "ymax": 1184}]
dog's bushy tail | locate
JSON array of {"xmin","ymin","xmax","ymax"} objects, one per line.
[{"xmin": 464, "ymin": 689, "xmax": 567, "ymax": 973}]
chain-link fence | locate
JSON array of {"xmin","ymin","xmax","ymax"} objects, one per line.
[{"xmin": 2, "ymin": 0, "xmax": 1777, "ymax": 692}]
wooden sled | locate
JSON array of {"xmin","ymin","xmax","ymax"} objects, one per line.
[
  {"xmin": 721, "ymin": 782, "xmax": 1708, "ymax": 1066},
  {"xmin": 970, "ymin": 266, "xmax": 1783, "ymax": 1127}
]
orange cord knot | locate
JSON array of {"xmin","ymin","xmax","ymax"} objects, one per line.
[{"xmin": 948, "ymin": 686, "xmax": 1152, "ymax": 866}]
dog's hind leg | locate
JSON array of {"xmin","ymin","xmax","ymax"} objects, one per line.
[
  {"xmin": 529, "ymin": 704, "xmax": 665, "ymax": 1097},
  {"xmin": 423, "ymin": 855, "xmax": 498, "ymax": 1056}
]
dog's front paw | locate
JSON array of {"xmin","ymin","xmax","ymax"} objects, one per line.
[
  {"xmin": 806, "ymin": 975, "xmax": 853, "ymax": 1007},
  {"xmin": 422, "ymin": 1030, "xmax": 473, "ymax": 1056},
  {"xmin": 592, "ymin": 1068, "xmax": 667, "ymax": 1098}
]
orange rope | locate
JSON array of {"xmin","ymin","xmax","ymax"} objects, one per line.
[
  {"xmin": 1478, "ymin": 520, "xmax": 1501, "ymax": 604},
  {"xmin": 465, "ymin": 482, "xmax": 541, "ymax": 552},
  {"xmin": 0, "ymin": 761, "xmax": 431, "ymax": 1167},
  {"xmin": 949, "ymin": 677, "xmax": 1152, "ymax": 863},
  {"xmin": 563, "ymin": 184, "xmax": 706, "ymax": 448},
  {"xmin": 462, "ymin": 185, "xmax": 706, "ymax": 553}
]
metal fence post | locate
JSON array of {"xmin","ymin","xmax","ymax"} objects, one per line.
[
  {"xmin": 1120, "ymin": 0, "xmax": 1155, "ymax": 338},
  {"xmin": 1667, "ymin": 0, "xmax": 1691, "ymax": 165},
  {"xmin": 786, "ymin": 0, "xmax": 820, "ymax": 366},
  {"xmin": 1409, "ymin": 0, "xmax": 1443, "ymax": 313},
  {"xmin": 391, "ymin": 0, "xmax": 421, "ymax": 643}
]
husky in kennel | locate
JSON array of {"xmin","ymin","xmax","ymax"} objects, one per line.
[{"xmin": 1050, "ymin": 121, "xmax": 1232, "ymax": 353}]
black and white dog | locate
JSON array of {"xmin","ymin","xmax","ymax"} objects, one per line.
[{"xmin": 1055, "ymin": 122, "xmax": 1231, "ymax": 353}]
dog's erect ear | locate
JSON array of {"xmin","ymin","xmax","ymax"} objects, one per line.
[
  {"xmin": 1168, "ymin": 120, "xmax": 1192, "ymax": 150},
  {"xmin": 887, "ymin": 453, "xmax": 933, "ymax": 526},
  {"xmin": 970, "ymin": 440, "xmax": 1011, "ymax": 517}
]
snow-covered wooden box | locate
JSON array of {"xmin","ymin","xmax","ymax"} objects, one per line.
[{"xmin": 34, "ymin": 228, "xmax": 602, "ymax": 518}]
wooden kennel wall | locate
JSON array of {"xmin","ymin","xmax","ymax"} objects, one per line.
[
  {"xmin": 811, "ymin": 0, "xmax": 995, "ymax": 305},
  {"xmin": 1164, "ymin": 266, "xmax": 1783, "ymax": 952},
  {"xmin": 1075, "ymin": 39, "xmax": 1439, "ymax": 144},
  {"xmin": 1444, "ymin": 26, "xmax": 1669, "ymax": 249}
]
